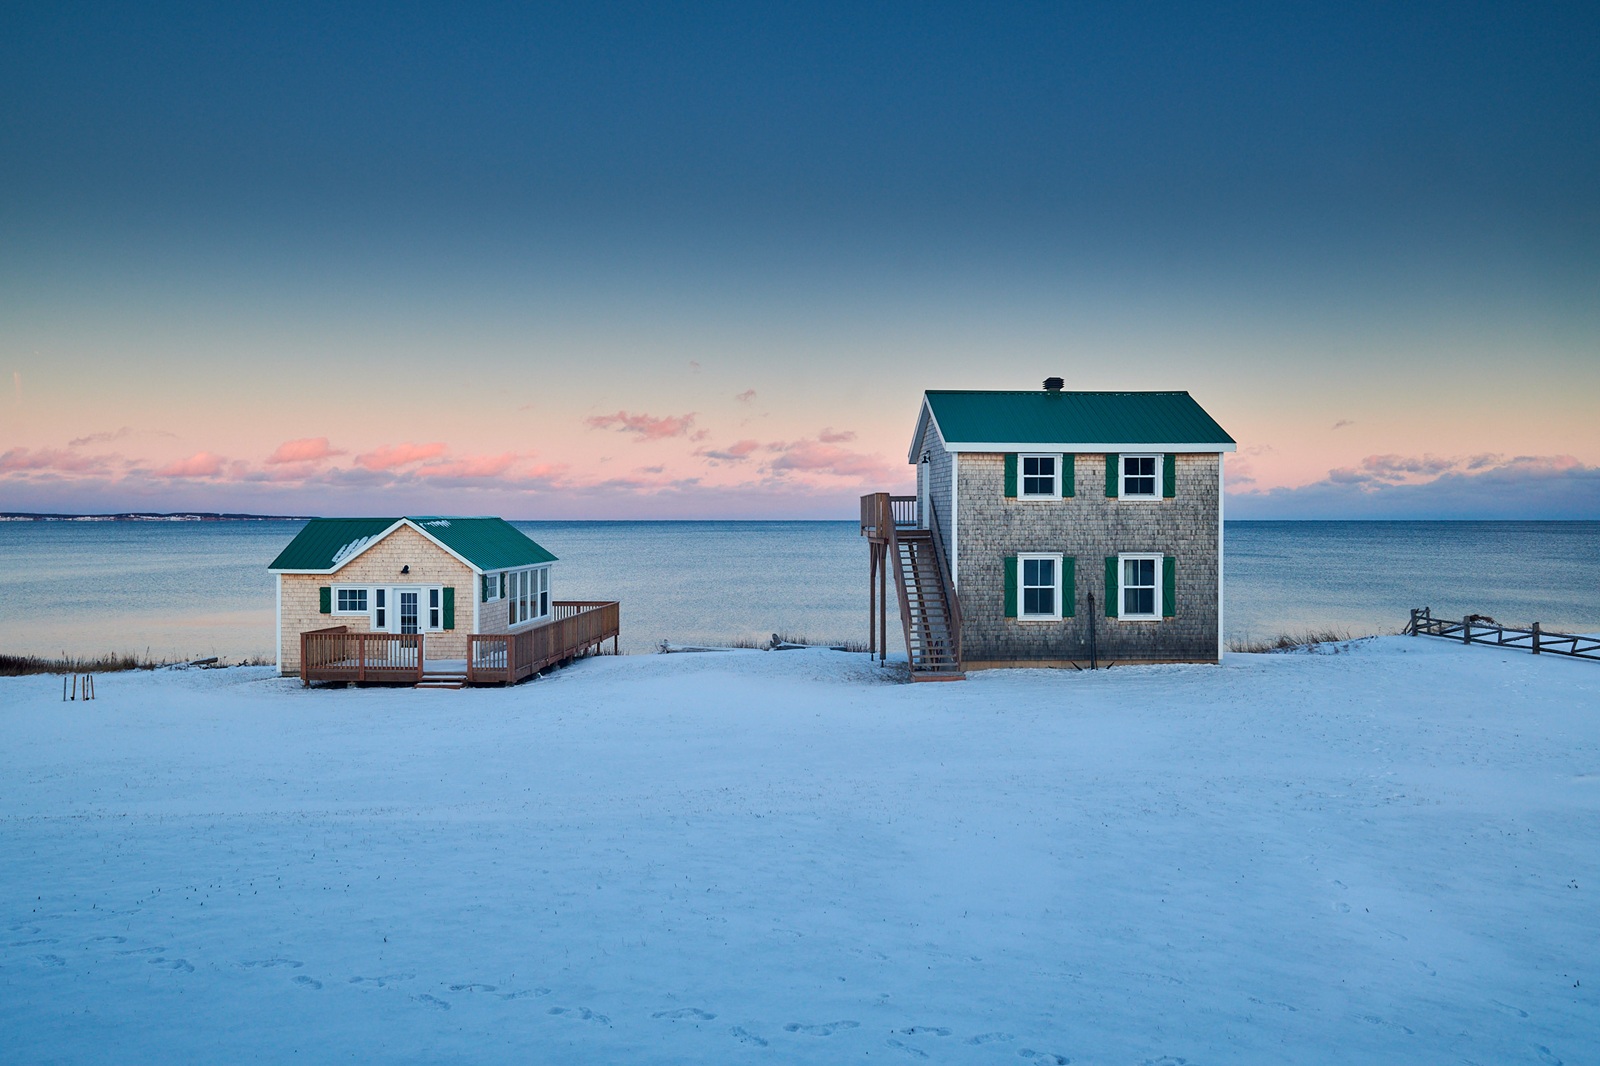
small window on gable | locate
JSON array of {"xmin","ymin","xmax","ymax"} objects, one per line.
[
  {"xmin": 335, "ymin": 587, "xmax": 368, "ymax": 613},
  {"xmin": 1020, "ymin": 454, "xmax": 1059, "ymax": 499},
  {"xmin": 1121, "ymin": 454, "xmax": 1159, "ymax": 499}
]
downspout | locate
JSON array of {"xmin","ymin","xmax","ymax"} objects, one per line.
[
  {"xmin": 274, "ymin": 574, "xmax": 282, "ymax": 675},
  {"xmin": 950, "ymin": 452, "xmax": 960, "ymax": 589}
]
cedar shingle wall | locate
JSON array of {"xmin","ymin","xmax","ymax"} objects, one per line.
[
  {"xmin": 278, "ymin": 526, "xmax": 475, "ymax": 674},
  {"xmin": 955, "ymin": 453, "xmax": 1220, "ymax": 665}
]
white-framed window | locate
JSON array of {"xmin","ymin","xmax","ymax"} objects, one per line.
[
  {"xmin": 1119, "ymin": 554, "xmax": 1161, "ymax": 619},
  {"xmin": 507, "ymin": 566, "xmax": 551, "ymax": 627},
  {"xmin": 1020, "ymin": 454, "xmax": 1061, "ymax": 499},
  {"xmin": 334, "ymin": 587, "xmax": 369, "ymax": 614},
  {"xmin": 1120, "ymin": 454, "xmax": 1160, "ymax": 499},
  {"xmin": 1018, "ymin": 553, "xmax": 1063, "ymax": 620},
  {"xmin": 373, "ymin": 588, "xmax": 386, "ymax": 629},
  {"xmin": 428, "ymin": 588, "xmax": 442, "ymax": 630}
]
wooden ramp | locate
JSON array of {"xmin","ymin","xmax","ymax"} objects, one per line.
[{"xmin": 862, "ymin": 493, "xmax": 965, "ymax": 681}]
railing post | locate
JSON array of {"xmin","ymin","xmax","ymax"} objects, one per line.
[
  {"xmin": 301, "ymin": 633, "xmax": 309, "ymax": 686},
  {"xmin": 1462, "ymin": 616, "xmax": 1471, "ymax": 645},
  {"xmin": 418, "ymin": 633, "xmax": 425, "ymax": 682},
  {"xmin": 1408, "ymin": 608, "xmax": 1417, "ymax": 636},
  {"xmin": 1532, "ymin": 621, "xmax": 1541, "ymax": 655},
  {"xmin": 357, "ymin": 633, "xmax": 366, "ymax": 682}
]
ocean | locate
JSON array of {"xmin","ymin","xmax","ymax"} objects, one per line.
[{"xmin": 0, "ymin": 520, "xmax": 1596, "ymax": 662}]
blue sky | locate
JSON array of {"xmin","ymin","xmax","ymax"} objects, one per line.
[{"xmin": 3, "ymin": 2, "xmax": 1597, "ymax": 518}]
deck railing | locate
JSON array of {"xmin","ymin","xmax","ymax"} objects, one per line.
[
  {"xmin": 467, "ymin": 601, "xmax": 621, "ymax": 685},
  {"xmin": 860, "ymin": 494, "xmax": 918, "ymax": 538},
  {"xmin": 300, "ymin": 626, "xmax": 424, "ymax": 685}
]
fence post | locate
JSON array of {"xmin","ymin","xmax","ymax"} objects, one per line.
[
  {"xmin": 1462, "ymin": 616, "xmax": 1471, "ymax": 645},
  {"xmin": 1408, "ymin": 608, "xmax": 1418, "ymax": 636},
  {"xmin": 1532, "ymin": 621, "xmax": 1541, "ymax": 655}
]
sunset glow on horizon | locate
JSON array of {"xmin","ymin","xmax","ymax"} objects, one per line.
[{"xmin": 3, "ymin": 3, "xmax": 1596, "ymax": 520}]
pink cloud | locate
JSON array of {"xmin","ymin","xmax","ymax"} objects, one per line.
[
  {"xmin": 155, "ymin": 452, "xmax": 227, "ymax": 478},
  {"xmin": 0, "ymin": 447, "xmax": 112, "ymax": 474},
  {"xmin": 267, "ymin": 437, "xmax": 345, "ymax": 465},
  {"xmin": 585, "ymin": 411, "xmax": 698, "ymax": 441},
  {"xmin": 417, "ymin": 453, "xmax": 519, "ymax": 480},
  {"xmin": 698, "ymin": 439, "xmax": 762, "ymax": 462},
  {"xmin": 356, "ymin": 442, "xmax": 448, "ymax": 470},
  {"xmin": 817, "ymin": 427, "xmax": 856, "ymax": 444},
  {"xmin": 767, "ymin": 438, "xmax": 899, "ymax": 482}
]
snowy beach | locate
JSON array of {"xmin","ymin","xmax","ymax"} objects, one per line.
[{"xmin": 2, "ymin": 640, "xmax": 1596, "ymax": 1063}]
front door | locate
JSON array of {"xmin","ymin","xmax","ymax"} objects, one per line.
[{"xmin": 397, "ymin": 589, "xmax": 421, "ymax": 634}]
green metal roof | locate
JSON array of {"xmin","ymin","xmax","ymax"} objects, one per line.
[
  {"xmin": 922, "ymin": 390, "xmax": 1235, "ymax": 452},
  {"xmin": 268, "ymin": 517, "xmax": 556, "ymax": 573}
]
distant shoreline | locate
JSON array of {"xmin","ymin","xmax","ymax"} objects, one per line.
[{"xmin": 0, "ymin": 512, "xmax": 315, "ymax": 522}]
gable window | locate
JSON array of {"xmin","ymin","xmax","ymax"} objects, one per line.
[
  {"xmin": 1018, "ymin": 553, "xmax": 1063, "ymax": 620},
  {"xmin": 1121, "ymin": 454, "xmax": 1159, "ymax": 499},
  {"xmin": 1119, "ymin": 554, "xmax": 1161, "ymax": 619},
  {"xmin": 1020, "ymin": 454, "xmax": 1060, "ymax": 499},
  {"xmin": 334, "ymin": 587, "xmax": 368, "ymax": 614}
]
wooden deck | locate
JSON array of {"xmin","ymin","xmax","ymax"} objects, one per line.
[{"xmin": 299, "ymin": 601, "xmax": 620, "ymax": 687}]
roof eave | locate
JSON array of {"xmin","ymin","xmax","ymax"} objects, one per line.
[{"xmin": 941, "ymin": 442, "xmax": 1238, "ymax": 453}]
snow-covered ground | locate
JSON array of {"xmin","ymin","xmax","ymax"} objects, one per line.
[{"xmin": 2, "ymin": 639, "xmax": 1596, "ymax": 1064}]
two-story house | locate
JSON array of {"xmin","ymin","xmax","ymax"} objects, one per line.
[{"xmin": 860, "ymin": 379, "xmax": 1236, "ymax": 678}]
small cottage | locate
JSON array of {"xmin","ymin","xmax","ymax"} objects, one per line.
[
  {"xmin": 268, "ymin": 516, "xmax": 618, "ymax": 687},
  {"xmin": 861, "ymin": 380, "xmax": 1236, "ymax": 678}
]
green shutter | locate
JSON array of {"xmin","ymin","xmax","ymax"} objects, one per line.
[
  {"xmin": 1003, "ymin": 556, "xmax": 1018, "ymax": 618},
  {"xmin": 1163, "ymin": 453, "xmax": 1176, "ymax": 498},
  {"xmin": 1063, "ymin": 556, "xmax": 1076, "ymax": 617},
  {"xmin": 1105, "ymin": 454, "xmax": 1119, "ymax": 497},
  {"xmin": 1003, "ymin": 454, "xmax": 1017, "ymax": 498},
  {"xmin": 1063, "ymin": 454, "xmax": 1075, "ymax": 497},
  {"xmin": 1163, "ymin": 556, "xmax": 1177, "ymax": 617},
  {"xmin": 319, "ymin": 586, "xmax": 331, "ymax": 614},
  {"xmin": 481, "ymin": 573, "xmax": 490, "ymax": 601},
  {"xmin": 443, "ymin": 587, "xmax": 455, "ymax": 629},
  {"xmin": 1104, "ymin": 557, "xmax": 1117, "ymax": 617}
]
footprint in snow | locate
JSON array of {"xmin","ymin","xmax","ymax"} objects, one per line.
[
  {"xmin": 729, "ymin": 1026, "xmax": 769, "ymax": 1047},
  {"xmin": 1138, "ymin": 1058, "xmax": 1186, "ymax": 1066},
  {"xmin": 149, "ymin": 957, "xmax": 194, "ymax": 973},
  {"xmin": 496, "ymin": 988, "xmax": 550, "ymax": 1001},
  {"xmin": 548, "ymin": 1006, "xmax": 610, "ymax": 1025},
  {"xmin": 969, "ymin": 1033, "xmax": 1015, "ymax": 1045},
  {"xmin": 888, "ymin": 1039, "xmax": 929, "ymax": 1059},
  {"xmin": 1018, "ymin": 1051, "xmax": 1071, "ymax": 1064},
  {"xmin": 116, "ymin": 946, "xmax": 165, "ymax": 956},
  {"xmin": 897, "ymin": 1027, "xmax": 951, "ymax": 1037},
  {"xmin": 349, "ymin": 973, "xmax": 415, "ymax": 988},
  {"xmin": 1537, "ymin": 1046, "xmax": 1564, "ymax": 1065},
  {"xmin": 35, "ymin": 954, "xmax": 67, "ymax": 967},
  {"xmin": 449, "ymin": 983, "xmax": 497, "ymax": 993},
  {"xmin": 242, "ymin": 958, "xmax": 302, "ymax": 969},
  {"xmin": 88, "ymin": 935, "xmax": 127, "ymax": 945},
  {"xmin": 11, "ymin": 938, "xmax": 59, "ymax": 947},
  {"xmin": 1491, "ymin": 1000, "xmax": 1529, "ymax": 1018},
  {"xmin": 413, "ymin": 994, "xmax": 450, "ymax": 1010},
  {"xmin": 653, "ymin": 1008, "xmax": 716, "ymax": 1021},
  {"xmin": 1362, "ymin": 1015, "xmax": 1415, "ymax": 1035},
  {"xmin": 293, "ymin": 976, "xmax": 322, "ymax": 990},
  {"xmin": 784, "ymin": 1021, "xmax": 859, "ymax": 1036}
]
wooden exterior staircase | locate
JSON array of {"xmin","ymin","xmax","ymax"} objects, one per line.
[{"xmin": 861, "ymin": 493, "xmax": 965, "ymax": 681}]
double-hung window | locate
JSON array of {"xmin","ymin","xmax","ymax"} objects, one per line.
[
  {"xmin": 1119, "ymin": 554, "xmax": 1161, "ymax": 619},
  {"xmin": 1018, "ymin": 553, "xmax": 1063, "ymax": 620},
  {"xmin": 1020, "ymin": 454, "xmax": 1060, "ymax": 499},
  {"xmin": 1121, "ymin": 454, "xmax": 1159, "ymax": 498}
]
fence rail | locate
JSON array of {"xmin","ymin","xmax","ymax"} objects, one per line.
[
  {"xmin": 300, "ymin": 626, "xmax": 424, "ymax": 684},
  {"xmin": 468, "ymin": 601, "xmax": 621, "ymax": 685},
  {"xmin": 1407, "ymin": 607, "xmax": 1600, "ymax": 662}
]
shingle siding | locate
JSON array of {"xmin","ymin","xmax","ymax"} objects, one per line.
[
  {"xmin": 919, "ymin": 416, "xmax": 955, "ymax": 559},
  {"xmin": 954, "ymin": 452, "xmax": 1219, "ymax": 665}
]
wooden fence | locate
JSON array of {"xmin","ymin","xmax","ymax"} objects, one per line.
[
  {"xmin": 1407, "ymin": 607, "xmax": 1600, "ymax": 662},
  {"xmin": 467, "ymin": 601, "xmax": 621, "ymax": 684}
]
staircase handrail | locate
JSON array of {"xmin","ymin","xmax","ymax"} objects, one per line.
[{"xmin": 924, "ymin": 500, "xmax": 963, "ymax": 668}]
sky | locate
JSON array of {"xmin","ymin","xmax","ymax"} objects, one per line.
[{"xmin": 2, "ymin": 1, "xmax": 1597, "ymax": 519}]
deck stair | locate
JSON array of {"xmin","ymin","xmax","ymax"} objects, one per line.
[
  {"xmin": 415, "ymin": 668, "xmax": 468, "ymax": 690},
  {"xmin": 861, "ymin": 493, "xmax": 965, "ymax": 681}
]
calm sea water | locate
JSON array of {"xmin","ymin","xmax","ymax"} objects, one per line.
[{"xmin": 0, "ymin": 520, "xmax": 1595, "ymax": 661}]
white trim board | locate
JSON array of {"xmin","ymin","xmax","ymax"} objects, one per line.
[{"xmin": 941, "ymin": 441, "xmax": 1236, "ymax": 454}]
